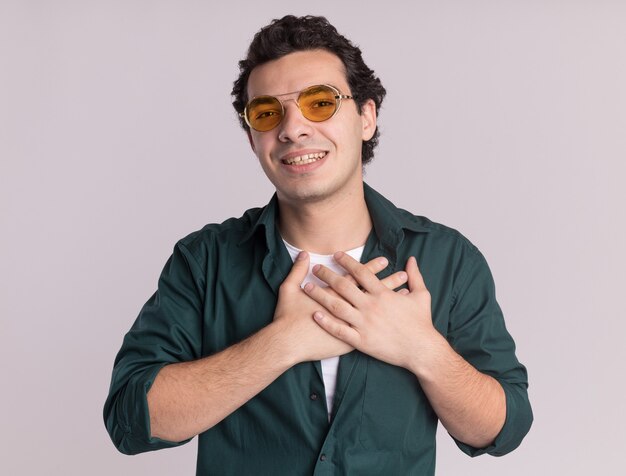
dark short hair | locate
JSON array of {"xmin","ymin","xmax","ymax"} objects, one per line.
[{"xmin": 232, "ymin": 15, "xmax": 386, "ymax": 165}]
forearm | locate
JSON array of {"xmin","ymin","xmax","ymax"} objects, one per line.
[
  {"xmin": 147, "ymin": 321, "xmax": 294, "ymax": 442},
  {"xmin": 410, "ymin": 332, "xmax": 506, "ymax": 449}
]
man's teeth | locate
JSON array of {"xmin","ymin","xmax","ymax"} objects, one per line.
[{"xmin": 283, "ymin": 152, "xmax": 326, "ymax": 165}]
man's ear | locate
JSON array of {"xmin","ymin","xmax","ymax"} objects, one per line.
[
  {"xmin": 360, "ymin": 99, "xmax": 377, "ymax": 141},
  {"xmin": 246, "ymin": 130, "xmax": 256, "ymax": 153}
]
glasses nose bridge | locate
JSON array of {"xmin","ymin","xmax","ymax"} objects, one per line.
[
  {"xmin": 275, "ymin": 93, "xmax": 312, "ymax": 140},
  {"xmin": 276, "ymin": 95, "xmax": 306, "ymax": 127},
  {"xmin": 276, "ymin": 92, "xmax": 302, "ymax": 113}
]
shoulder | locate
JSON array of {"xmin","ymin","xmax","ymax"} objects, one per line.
[
  {"xmin": 184, "ymin": 206, "xmax": 263, "ymax": 244},
  {"xmin": 172, "ymin": 204, "xmax": 268, "ymax": 266},
  {"xmin": 395, "ymin": 210, "xmax": 498, "ymax": 311},
  {"xmin": 365, "ymin": 183, "xmax": 481, "ymax": 258},
  {"xmin": 392, "ymin": 206, "xmax": 492, "ymax": 297},
  {"xmin": 395, "ymin": 205, "xmax": 482, "ymax": 259}
]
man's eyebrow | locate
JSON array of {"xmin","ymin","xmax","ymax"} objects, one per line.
[{"xmin": 252, "ymin": 96, "xmax": 280, "ymax": 104}]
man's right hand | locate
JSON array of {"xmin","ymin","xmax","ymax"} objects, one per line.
[{"xmin": 272, "ymin": 251, "xmax": 407, "ymax": 365}]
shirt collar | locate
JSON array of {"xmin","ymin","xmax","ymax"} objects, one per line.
[
  {"xmin": 239, "ymin": 193, "xmax": 280, "ymax": 247},
  {"xmin": 239, "ymin": 182, "xmax": 431, "ymax": 251}
]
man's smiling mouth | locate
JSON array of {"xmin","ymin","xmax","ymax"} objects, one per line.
[{"xmin": 281, "ymin": 152, "xmax": 327, "ymax": 165}]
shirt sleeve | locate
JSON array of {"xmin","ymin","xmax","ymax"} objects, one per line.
[
  {"xmin": 103, "ymin": 241, "xmax": 206, "ymax": 455},
  {"xmin": 446, "ymin": 248, "xmax": 533, "ymax": 457}
]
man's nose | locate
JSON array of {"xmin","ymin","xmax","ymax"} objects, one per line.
[{"xmin": 277, "ymin": 100, "xmax": 313, "ymax": 142}]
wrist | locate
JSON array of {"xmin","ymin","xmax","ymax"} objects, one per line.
[
  {"xmin": 406, "ymin": 329, "xmax": 451, "ymax": 381},
  {"xmin": 262, "ymin": 319, "xmax": 302, "ymax": 368}
]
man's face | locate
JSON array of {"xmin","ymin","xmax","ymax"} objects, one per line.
[{"xmin": 246, "ymin": 49, "xmax": 376, "ymax": 205}]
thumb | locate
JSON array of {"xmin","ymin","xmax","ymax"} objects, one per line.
[
  {"xmin": 284, "ymin": 251, "xmax": 310, "ymax": 287},
  {"xmin": 406, "ymin": 256, "xmax": 428, "ymax": 295}
]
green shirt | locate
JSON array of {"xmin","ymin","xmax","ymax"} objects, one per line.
[{"xmin": 104, "ymin": 184, "xmax": 532, "ymax": 475}]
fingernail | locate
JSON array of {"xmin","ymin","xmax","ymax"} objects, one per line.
[
  {"xmin": 334, "ymin": 251, "xmax": 344, "ymax": 259},
  {"xmin": 304, "ymin": 282, "xmax": 314, "ymax": 292},
  {"xmin": 378, "ymin": 257, "xmax": 388, "ymax": 266},
  {"xmin": 313, "ymin": 312, "xmax": 324, "ymax": 321},
  {"xmin": 398, "ymin": 271, "xmax": 407, "ymax": 280},
  {"xmin": 297, "ymin": 251, "xmax": 308, "ymax": 260},
  {"xmin": 312, "ymin": 264, "xmax": 320, "ymax": 273}
]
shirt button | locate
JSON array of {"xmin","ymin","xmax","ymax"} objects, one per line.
[
  {"xmin": 320, "ymin": 454, "xmax": 327, "ymax": 461},
  {"xmin": 310, "ymin": 393, "xmax": 318, "ymax": 401}
]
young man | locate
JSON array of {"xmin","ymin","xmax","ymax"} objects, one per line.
[{"xmin": 105, "ymin": 15, "xmax": 532, "ymax": 475}]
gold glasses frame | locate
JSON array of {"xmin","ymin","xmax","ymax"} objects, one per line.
[{"xmin": 240, "ymin": 84, "xmax": 354, "ymax": 132}]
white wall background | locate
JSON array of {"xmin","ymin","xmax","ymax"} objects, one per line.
[{"xmin": 1, "ymin": 1, "xmax": 624, "ymax": 474}]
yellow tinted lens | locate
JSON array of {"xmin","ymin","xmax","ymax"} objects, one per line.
[
  {"xmin": 246, "ymin": 96, "xmax": 283, "ymax": 131},
  {"xmin": 299, "ymin": 86, "xmax": 338, "ymax": 122}
]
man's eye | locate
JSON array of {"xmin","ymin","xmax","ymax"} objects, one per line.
[
  {"xmin": 256, "ymin": 110, "xmax": 280, "ymax": 120},
  {"xmin": 311, "ymin": 100, "xmax": 334, "ymax": 108}
]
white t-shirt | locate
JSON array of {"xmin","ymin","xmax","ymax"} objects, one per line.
[{"xmin": 282, "ymin": 239, "xmax": 365, "ymax": 417}]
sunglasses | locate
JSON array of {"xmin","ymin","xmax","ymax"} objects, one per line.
[{"xmin": 241, "ymin": 84, "xmax": 354, "ymax": 132}]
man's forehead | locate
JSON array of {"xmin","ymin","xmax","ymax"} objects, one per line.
[{"xmin": 246, "ymin": 50, "xmax": 349, "ymax": 98}]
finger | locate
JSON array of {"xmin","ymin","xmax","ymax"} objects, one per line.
[
  {"xmin": 398, "ymin": 288, "xmax": 410, "ymax": 296},
  {"xmin": 406, "ymin": 256, "xmax": 428, "ymax": 294},
  {"xmin": 321, "ymin": 269, "xmax": 404, "ymax": 299},
  {"xmin": 313, "ymin": 311, "xmax": 360, "ymax": 347},
  {"xmin": 304, "ymin": 281, "xmax": 359, "ymax": 323},
  {"xmin": 363, "ymin": 256, "xmax": 389, "ymax": 276},
  {"xmin": 380, "ymin": 270, "xmax": 408, "ymax": 290},
  {"xmin": 282, "ymin": 251, "xmax": 310, "ymax": 287},
  {"xmin": 333, "ymin": 251, "xmax": 384, "ymax": 293},
  {"xmin": 312, "ymin": 264, "xmax": 365, "ymax": 306},
  {"xmin": 342, "ymin": 256, "xmax": 387, "ymax": 287}
]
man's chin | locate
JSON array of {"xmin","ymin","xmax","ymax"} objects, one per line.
[{"xmin": 277, "ymin": 184, "xmax": 332, "ymax": 205}]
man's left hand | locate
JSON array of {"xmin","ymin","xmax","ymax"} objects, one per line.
[{"xmin": 303, "ymin": 252, "xmax": 442, "ymax": 373}]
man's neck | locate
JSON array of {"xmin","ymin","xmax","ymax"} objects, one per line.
[{"xmin": 276, "ymin": 184, "xmax": 372, "ymax": 255}]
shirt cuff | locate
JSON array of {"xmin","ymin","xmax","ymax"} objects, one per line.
[
  {"xmin": 106, "ymin": 363, "xmax": 192, "ymax": 455},
  {"xmin": 453, "ymin": 380, "xmax": 533, "ymax": 457}
]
